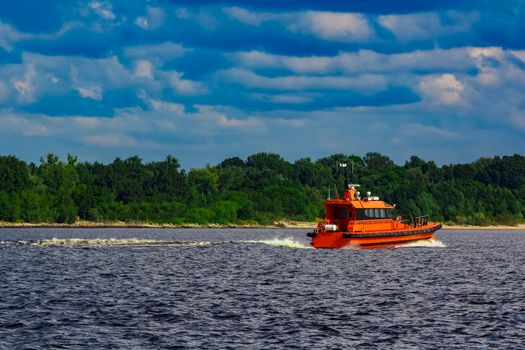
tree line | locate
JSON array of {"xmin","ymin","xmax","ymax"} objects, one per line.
[{"xmin": 0, "ymin": 152, "xmax": 524, "ymax": 225}]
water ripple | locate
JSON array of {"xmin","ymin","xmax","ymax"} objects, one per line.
[{"xmin": 1, "ymin": 228, "xmax": 524, "ymax": 349}]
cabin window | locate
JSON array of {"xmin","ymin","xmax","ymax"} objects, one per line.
[
  {"xmin": 355, "ymin": 208, "xmax": 392, "ymax": 220},
  {"xmin": 341, "ymin": 207, "xmax": 347, "ymax": 219}
]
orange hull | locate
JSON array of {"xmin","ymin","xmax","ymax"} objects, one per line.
[
  {"xmin": 309, "ymin": 223, "xmax": 442, "ymax": 249},
  {"xmin": 308, "ymin": 183, "xmax": 442, "ymax": 249}
]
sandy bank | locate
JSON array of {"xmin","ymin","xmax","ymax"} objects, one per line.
[
  {"xmin": 0, "ymin": 220, "xmax": 314, "ymax": 229},
  {"xmin": 1, "ymin": 221, "xmax": 524, "ymax": 230},
  {"xmin": 441, "ymin": 224, "xmax": 525, "ymax": 230}
]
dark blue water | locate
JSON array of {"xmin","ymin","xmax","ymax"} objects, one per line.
[{"xmin": 1, "ymin": 228, "xmax": 524, "ymax": 349}]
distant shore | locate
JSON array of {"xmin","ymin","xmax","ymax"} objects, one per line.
[
  {"xmin": 1, "ymin": 220, "xmax": 524, "ymax": 230},
  {"xmin": 441, "ymin": 224, "xmax": 525, "ymax": 230},
  {"xmin": 0, "ymin": 220, "xmax": 314, "ymax": 229}
]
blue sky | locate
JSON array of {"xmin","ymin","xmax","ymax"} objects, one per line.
[{"xmin": 1, "ymin": 1, "xmax": 525, "ymax": 168}]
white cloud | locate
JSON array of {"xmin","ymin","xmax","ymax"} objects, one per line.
[
  {"xmin": 0, "ymin": 21, "xmax": 80, "ymax": 51},
  {"xmin": 223, "ymin": 7, "xmax": 372, "ymax": 42},
  {"xmin": 169, "ymin": 72, "xmax": 207, "ymax": 95},
  {"xmin": 148, "ymin": 98, "xmax": 186, "ymax": 114},
  {"xmin": 289, "ymin": 11, "xmax": 372, "ymax": 42},
  {"xmin": 0, "ymin": 53, "xmax": 142, "ymax": 106},
  {"xmin": 135, "ymin": 6, "xmax": 166, "ymax": 30},
  {"xmin": 0, "ymin": 109, "xmax": 166, "ymax": 151},
  {"xmin": 268, "ymin": 94, "xmax": 313, "ymax": 104},
  {"xmin": 175, "ymin": 8, "xmax": 190, "ymax": 19},
  {"xmin": 133, "ymin": 60, "xmax": 153, "ymax": 79},
  {"xmin": 88, "ymin": 1, "xmax": 116, "ymax": 20},
  {"xmin": 405, "ymin": 123, "xmax": 458, "ymax": 139},
  {"xmin": 0, "ymin": 51, "xmax": 201, "ymax": 106},
  {"xmin": 379, "ymin": 12, "xmax": 477, "ymax": 42},
  {"xmin": 475, "ymin": 67, "xmax": 500, "ymax": 86},
  {"xmin": 0, "ymin": 81, "xmax": 9, "ymax": 103},
  {"xmin": 77, "ymin": 85, "xmax": 103, "ymax": 100},
  {"xmin": 0, "ymin": 111, "xmax": 145, "ymax": 137},
  {"xmin": 82, "ymin": 133, "xmax": 137, "ymax": 148},
  {"xmin": 191, "ymin": 105, "xmax": 266, "ymax": 133},
  {"xmin": 223, "ymin": 7, "xmax": 270, "ymax": 26},
  {"xmin": 147, "ymin": 7, "xmax": 166, "ymax": 27},
  {"xmin": 467, "ymin": 47, "xmax": 505, "ymax": 87},
  {"xmin": 171, "ymin": 7, "xmax": 219, "ymax": 29},
  {"xmin": 273, "ymin": 118, "xmax": 308, "ymax": 128},
  {"xmin": 2, "ymin": 114, "xmax": 50, "ymax": 136},
  {"xmin": 12, "ymin": 64, "xmax": 36, "ymax": 103},
  {"xmin": 124, "ymin": 42, "xmax": 188, "ymax": 62},
  {"xmin": 380, "ymin": 13, "xmax": 441, "ymax": 41},
  {"xmin": 0, "ymin": 100, "xmax": 264, "ymax": 145},
  {"xmin": 0, "ymin": 22, "xmax": 29, "ymax": 51},
  {"xmin": 218, "ymin": 68, "xmax": 386, "ymax": 91},
  {"xmin": 419, "ymin": 73, "xmax": 465, "ymax": 105},
  {"xmin": 70, "ymin": 65, "xmax": 104, "ymax": 100},
  {"xmin": 63, "ymin": 56, "xmax": 130, "ymax": 91},
  {"xmin": 468, "ymin": 47, "xmax": 504, "ymax": 61},
  {"xmin": 250, "ymin": 93, "xmax": 315, "ymax": 104},
  {"xmin": 216, "ymin": 115, "xmax": 264, "ymax": 129},
  {"xmin": 233, "ymin": 48, "xmax": 476, "ymax": 75},
  {"xmin": 135, "ymin": 17, "xmax": 149, "ymax": 29},
  {"xmin": 234, "ymin": 50, "xmax": 332, "ymax": 74},
  {"xmin": 509, "ymin": 111, "xmax": 525, "ymax": 130},
  {"xmin": 510, "ymin": 50, "xmax": 525, "ymax": 63},
  {"xmin": 234, "ymin": 50, "xmax": 279, "ymax": 67}
]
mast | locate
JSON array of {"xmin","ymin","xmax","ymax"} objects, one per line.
[{"xmin": 339, "ymin": 163, "xmax": 348, "ymax": 190}]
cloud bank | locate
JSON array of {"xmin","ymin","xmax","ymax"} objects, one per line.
[{"xmin": 1, "ymin": 1, "xmax": 524, "ymax": 167}]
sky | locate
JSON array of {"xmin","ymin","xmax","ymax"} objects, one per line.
[{"xmin": 1, "ymin": 0, "xmax": 525, "ymax": 168}]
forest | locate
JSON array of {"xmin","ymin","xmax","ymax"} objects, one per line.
[{"xmin": 0, "ymin": 152, "xmax": 524, "ymax": 226}]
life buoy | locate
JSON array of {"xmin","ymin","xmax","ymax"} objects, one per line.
[
  {"xmin": 318, "ymin": 223, "xmax": 325, "ymax": 231},
  {"xmin": 395, "ymin": 216, "xmax": 402, "ymax": 222}
]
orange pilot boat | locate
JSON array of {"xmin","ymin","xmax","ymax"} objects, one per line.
[{"xmin": 307, "ymin": 183, "xmax": 442, "ymax": 249}]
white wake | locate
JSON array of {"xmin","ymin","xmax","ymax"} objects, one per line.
[
  {"xmin": 397, "ymin": 238, "xmax": 446, "ymax": 248},
  {"xmin": 241, "ymin": 237, "xmax": 311, "ymax": 249},
  {"xmin": 20, "ymin": 238, "xmax": 211, "ymax": 247}
]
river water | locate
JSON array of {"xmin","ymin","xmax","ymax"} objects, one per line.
[{"xmin": 1, "ymin": 228, "xmax": 524, "ymax": 349}]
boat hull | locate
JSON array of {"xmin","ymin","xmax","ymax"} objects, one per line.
[{"xmin": 309, "ymin": 223, "xmax": 442, "ymax": 249}]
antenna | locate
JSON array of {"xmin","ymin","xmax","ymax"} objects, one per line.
[
  {"xmin": 339, "ymin": 162, "xmax": 349, "ymax": 189},
  {"xmin": 347, "ymin": 159, "xmax": 360, "ymax": 189}
]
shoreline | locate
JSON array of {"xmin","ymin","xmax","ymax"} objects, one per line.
[
  {"xmin": 0, "ymin": 220, "xmax": 315, "ymax": 229},
  {"xmin": 441, "ymin": 224, "xmax": 525, "ymax": 230},
  {"xmin": 1, "ymin": 221, "xmax": 524, "ymax": 230}
]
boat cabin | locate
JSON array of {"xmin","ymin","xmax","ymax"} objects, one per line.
[
  {"xmin": 309, "ymin": 182, "xmax": 441, "ymax": 248},
  {"xmin": 323, "ymin": 185, "xmax": 396, "ymax": 232}
]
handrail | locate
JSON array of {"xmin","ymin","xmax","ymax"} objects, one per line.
[
  {"xmin": 397, "ymin": 214, "xmax": 430, "ymax": 227},
  {"xmin": 415, "ymin": 215, "xmax": 429, "ymax": 227}
]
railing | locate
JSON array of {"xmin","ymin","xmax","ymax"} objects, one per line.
[
  {"xmin": 400, "ymin": 214, "xmax": 429, "ymax": 227},
  {"xmin": 415, "ymin": 215, "xmax": 429, "ymax": 227}
]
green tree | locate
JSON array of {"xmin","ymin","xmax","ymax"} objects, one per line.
[
  {"xmin": 188, "ymin": 167, "xmax": 219, "ymax": 205},
  {"xmin": 0, "ymin": 155, "xmax": 30, "ymax": 193}
]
